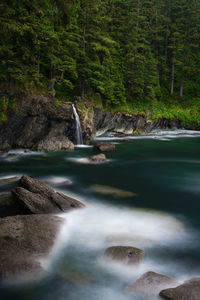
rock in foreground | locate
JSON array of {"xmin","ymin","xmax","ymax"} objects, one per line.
[
  {"xmin": 12, "ymin": 175, "xmax": 85, "ymax": 214},
  {"xmin": 93, "ymin": 142, "xmax": 115, "ymax": 152},
  {"xmin": 125, "ymin": 271, "xmax": 178, "ymax": 298},
  {"xmin": 160, "ymin": 277, "xmax": 200, "ymax": 300},
  {"xmin": 102, "ymin": 246, "xmax": 145, "ymax": 265},
  {"xmin": 0, "ymin": 214, "xmax": 63, "ymax": 279}
]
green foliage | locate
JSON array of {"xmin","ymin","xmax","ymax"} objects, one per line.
[{"xmin": 0, "ymin": 0, "xmax": 200, "ymax": 125}]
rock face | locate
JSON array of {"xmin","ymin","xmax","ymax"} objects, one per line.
[
  {"xmin": 0, "ymin": 96, "xmax": 199, "ymax": 152},
  {"xmin": 125, "ymin": 271, "xmax": 178, "ymax": 298},
  {"xmin": 12, "ymin": 175, "xmax": 85, "ymax": 214},
  {"xmin": 0, "ymin": 214, "xmax": 63, "ymax": 279},
  {"xmin": 0, "ymin": 97, "xmax": 77, "ymax": 151},
  {"xmin": 93, "ymin": 109, "xmax": 196, "ymax": 136},
  {"xmin": 93, "ymin": 142, "xmax": 115, "ymax": 152},
  {"xmin": 102, "ymin": 246, "xmax": 145, "ymax": 265},
  {"xmin": 160, "ymin": 277, "xmax": 200, "ymax": 300},
  {"xmin": 94, "ymin": 108, "xmax": 146, "ymax": 136},
  {"xmin": 88, "ymin": 153, "xmax": 107, "ymax": 164}
]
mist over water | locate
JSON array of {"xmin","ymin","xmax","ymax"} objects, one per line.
[{"xmin": 0, "ymin": 131, "xmax": 200, "ymax": 300}]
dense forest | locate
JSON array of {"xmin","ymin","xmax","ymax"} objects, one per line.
[{"xmin": 0, "ymin": 0, "xmax": 200, "ymax": 123}]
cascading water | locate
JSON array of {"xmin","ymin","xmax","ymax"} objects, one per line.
[{"xmin": 72, "ymin": 104, "xmax": 83, "ymax": 145}]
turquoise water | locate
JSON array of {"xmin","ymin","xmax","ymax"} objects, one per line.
[{"xmin": 0, "ymin": 133, "xmax": 200, "ymax": 299}]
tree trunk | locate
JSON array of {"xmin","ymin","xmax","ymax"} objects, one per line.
[
  {"xmin": 60, "ymin": 71, "xmax": 64, "ymax": 81},
  {"xmin": 180, "ymin": 63, "xmax": 185, "ymax": 97},
  {"xmin": 81, "ymin": 83, "xmax": 85, "ymax": 98},
  {"xmin": 9, "ymin": 77, "xmax": 14, "ymax": 96},
  {"xmin": 179, "ymin": 50, "xmax": 186, "ymax": 97},
  {"xmin": 171, "ymin": 58, "xmax": 175, "ymax": 95},
  {"xmin": 48, "ymin": 65, "xmax": 56, "ymax": 90},
  {"xmin": 37, "ymin": 50, "xmax": 40, "ymax": 75},
  {"xmin": 136, "ymin": 0, "xmax": 140, "ymax": 33}
]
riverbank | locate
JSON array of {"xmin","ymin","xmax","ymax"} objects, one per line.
[{"xmin": 0, "ymin": 95, "xmax": 199, "ymax": 152}]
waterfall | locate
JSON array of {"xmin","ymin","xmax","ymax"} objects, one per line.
[{"xmin": 72, "ymin": 104, "xmax": 83, "ymax": 145}]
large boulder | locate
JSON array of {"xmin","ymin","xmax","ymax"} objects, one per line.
[
  {"xmin": 0, "ymin": 214, "xmax": 63, "ymax": 279},
  {"xmin": 0, "ymin": 97, "xmax": 78, "ymax": 151},
  {"xmin": 125, "ymin": 271, "xmax": 178, "ymax": 298},
  {"xmin": 160, "ymin": 277, "xmax": 200, "ymax": 300},
  {"xmin": 93, "ymin": 142, "xmax": 115, "ymax": 152},
  {"xmin": 102, "ymin": 246, "xmax": 145, "ymax": 265},
  {"xmin": 88, "ymin": 153, "xmax": 107, "ymax": 164},
  {"xmin": 36, "ymin": 135, "xmax": 74, "ymax": 152},
  {"xmin": 12, "ymin": 175, "xmax": 85, "ymax": 214}
]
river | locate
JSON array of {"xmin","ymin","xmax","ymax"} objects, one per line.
[{"xmin": 0, "ymin": 130, "xmax": 200, "ymax": 300}]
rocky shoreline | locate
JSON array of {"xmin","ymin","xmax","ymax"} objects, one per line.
[
  {"xmin": 0, "ymin": 174, "xmax": 200, "ymax": 298},
  {"xmin": 0, "ymin": 96, "xmax": 199, "ymax": 152}
]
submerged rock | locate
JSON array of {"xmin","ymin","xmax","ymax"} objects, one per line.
[
  {"xmin": 52, "ymin": 179, "xmax": 73, "ymax": 186},
  {"xmin": 90, "ymin": 184, "xmax": 137, "ymax": 198},
  {"xmin": 0, "ymin": 176, "xmax": 19, "ymax": 185},
  {"xmin": 160, "ymin": 277, "xmax": 200, "ymax": 300},
  {"xmin": 107, "ymin": 234, "xmax": 153, "ymax": 248},
  {"xmin": 125, "ymin": 271, "xmax": 178, "ymax": 298},
  {"xmin": 0, "ymin": 214, "xmax": 64, "ymax": 279},
  {"xmin": 88, "ymin": 153, "xmax": 107, "ymax": 164},
  {"xmin": 93, "ymin": 142, "xmax": 115, "ymax": 152},
  {"xmin": 102, "ymin": 246, "xmax": 145, "ymax": 265},
  {"xmin": 12, "ymin": 175, "xmax": 85, "ymax": 214}
]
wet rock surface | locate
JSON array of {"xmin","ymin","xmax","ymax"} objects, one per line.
[
  {"xmin": 88, "ymin": 153, "xmax": 107, "ymax": 164},
  {"xmin": 12, "ymin": 175, "xmax": 85, "ymax": 214},
  {"xmin": 94, "ymin": 108, "xmax": 146, "ymax": 136},
  {"xmin": 102, "ymin": 246, "xmax": 145, "ymax": 265},
  {"xmin": 93, "ymin": 142, "xmax": 115, "ymax": 152},
  {"xmin": 125, "ymin": 271, "xmax": 179, "ymax": 298},
  {"xmin": 160, "ymin": 277, "xmax": 200, "ymax": 300},
  {"xmin": 0, "ymin": 214, "xmax": 64, "ymax": 279},
  {"xmin": 0, "ymin": 175, "xmax": 85, "ymax": 217}
]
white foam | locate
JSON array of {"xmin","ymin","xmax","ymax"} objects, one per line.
[
  {"xmin": 65, "ymin": 157, "xmax": 111, "ymax": 164},
  {"xmin": 8, "ymin": 149, "xmax": 43, "ymax": 156},
  {"xmin": 55, "ymin": 203, "xmax": 185, "ymax": 252},
  {"xmin": 0, "ymin": 174, "xmax": 21, "ymax": 180},
  {"xmin": 95, "ymin": 129, "xmax": 200, "ymax": 142},
  {"xmin": 75, "ymin": 145, "xmax": 93, "ymax": 149}
]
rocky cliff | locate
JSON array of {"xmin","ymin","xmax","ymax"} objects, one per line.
[{"xmin": 0, "ymin": 96, "xmax": 198, "ymax": 152}]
